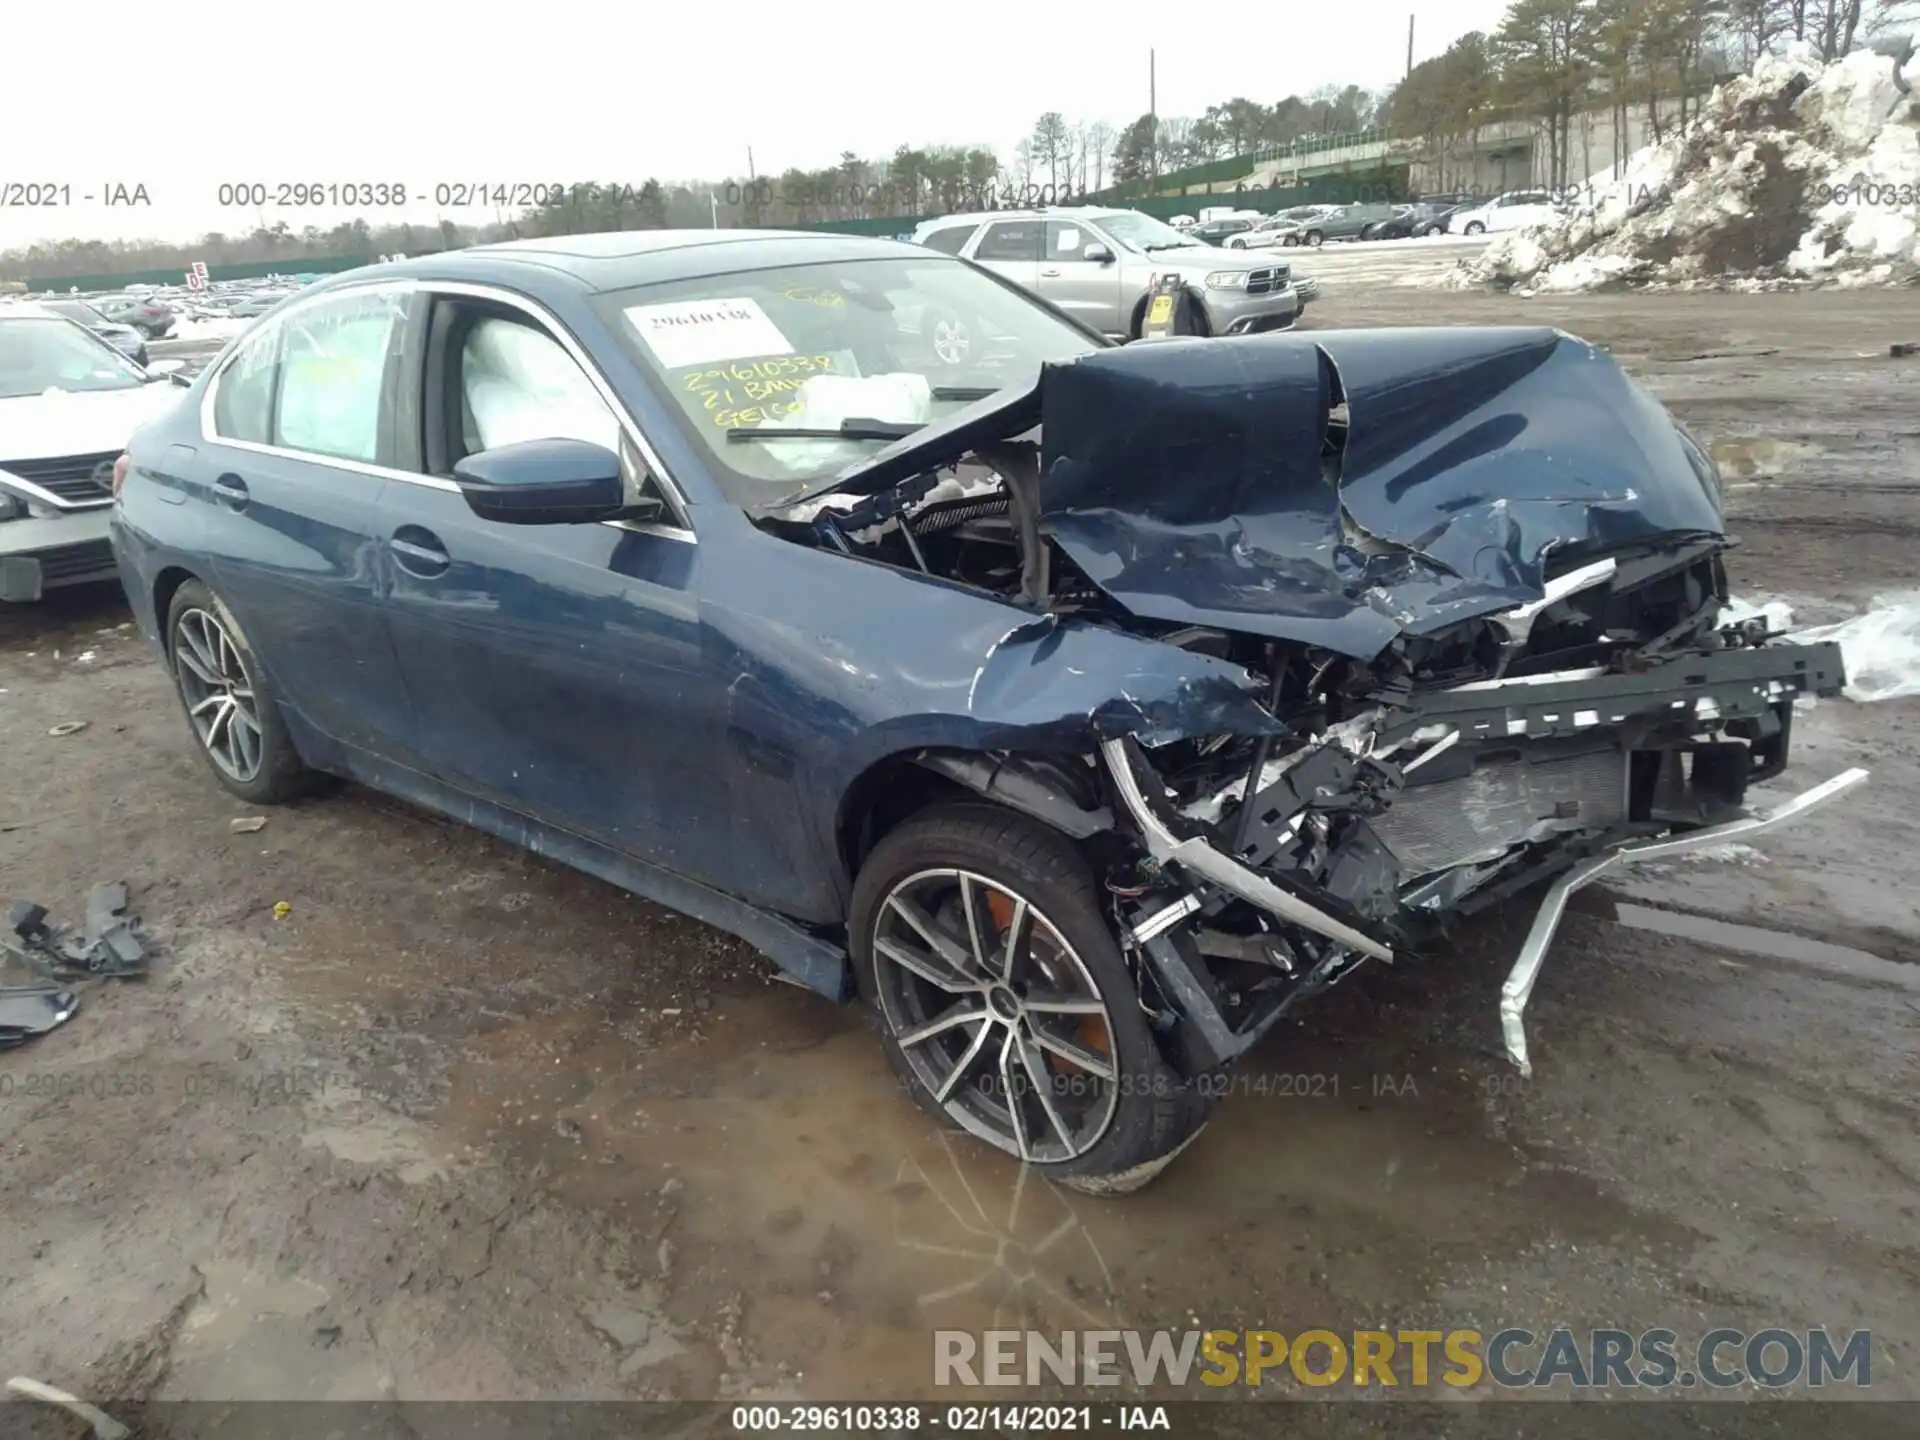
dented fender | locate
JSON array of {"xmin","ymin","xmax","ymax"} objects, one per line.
[{"xmin": 703, "ymin": 548, "xmax": 1283, "ymax": 925}]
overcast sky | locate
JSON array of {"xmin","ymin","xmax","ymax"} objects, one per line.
[{"xmin": 2, "ymin": 0, "xmax": 1512, "ymax": 250}]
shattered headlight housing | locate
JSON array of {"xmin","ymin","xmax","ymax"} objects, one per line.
[{"xmin": 1204, "ymin": 270, "xmax": 1251, "ymax": 291}]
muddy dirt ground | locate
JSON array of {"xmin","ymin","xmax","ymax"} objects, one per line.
[{"xmin": 1, "ymin": 288, "xmax": 1916, "ymax": 1433}]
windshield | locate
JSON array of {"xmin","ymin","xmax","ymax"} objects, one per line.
[
  {"xmin": 1089, "ymin": 212, "xmax": 1199, "ymax": 253},
  {"xmin": 594, "ymin": 254, "xmax": 1101, "ymax": 506},
  {"xmin": 0, "ymin": 317, "xmax": 149, "ymax": 398}
]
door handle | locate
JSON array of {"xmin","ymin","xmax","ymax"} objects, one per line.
[
  {"xmin": 210, "ymin": 473, "xmax": 250, "ymax": 510},
  {"xmin": 1040, "ymin": 268, "xmax": 1062, "ymax": 277},
  {"xmin": 388, "ymin": 527, "xmax": 450, "ymax": 577}
]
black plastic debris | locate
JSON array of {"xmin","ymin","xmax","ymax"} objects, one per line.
[
  {"xmin": 5, "ymin": 881, "xmax": 150, "ymax": 980},
  {"xmin": 0, "ymin": 989, "xmax": 80, "ymax": 1049}
]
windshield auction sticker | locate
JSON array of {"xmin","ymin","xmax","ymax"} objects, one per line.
[{"xmin": 627, "ymin": 297, "xmax": 794, "ymax": 369}]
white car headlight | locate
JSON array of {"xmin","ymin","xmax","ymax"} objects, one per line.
[{"xmin": 1204, "ymin": 271, "xmax": 1249, "ymax": 291}]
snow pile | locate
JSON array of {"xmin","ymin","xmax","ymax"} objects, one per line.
[
  {"xmin": 1449, "ymin": 48, "xmax": 1919, "ymax": 292},
  {"xmin": 1791, "ymin": 592, "xmax": 1920, "ymax": 703},
  {"xmin": 165, "ymin": 316, "xmax": 249, "ymax": 342},
  {"xmin": 1724, "ymin": 592, "xmax": 1920, "ymax": 702}
]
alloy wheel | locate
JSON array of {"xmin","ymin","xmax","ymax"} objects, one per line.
[
  {"xmin": 172, "ymin": 607, "xmax": 265, "ymax": 783},
  {"xmin": 930, "ymin": 316, "xmax": 971, "ymax": 365},
  {"xmin": 871, "ymin": 868, "xmax": 1120, "ymax": 1165}
]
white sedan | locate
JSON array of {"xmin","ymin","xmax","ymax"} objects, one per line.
[
  {"xmin": 1, "ymin": 305, "xmax": 190, "ymax": 601},
  {"xmin": 1448, "ymin": 189, "xmax": 1564, "ymax": 235}
]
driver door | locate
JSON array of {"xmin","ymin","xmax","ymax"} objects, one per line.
[
  {"xmin": 1041, "ymin": 220, "xmax": 1124, "ymax": 336},
  {"xmin": 374, "ymin": 292, "xmax": 731, "ymax": 884}
]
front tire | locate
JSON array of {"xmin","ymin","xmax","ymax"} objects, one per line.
[
  {"xmin": 1304, "ymin": 230, "xmax": 1325, "ymax": 248},
  {"xmin": 851, "ymin": 804, "xmax": 1210, "ymax": 1193},
  {"xmin": 166, "ymin": 579, "xmax": 316, "ymax": 804},
  {"xmin": 1464, "ymin": 220, "xmax": 1486, "ymax": 235}
]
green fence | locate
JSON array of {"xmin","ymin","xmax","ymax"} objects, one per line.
[
  {"xmin": 798, "ymin": 164, "xmax": 1411, "ymax": 239},
  {"xmin": 21, "ymin": 251, "xmax": 382, "ymax": 294},
  {"xmin": 1091, "ymin": 128, "xmax": 1392, "ymax": 201}
]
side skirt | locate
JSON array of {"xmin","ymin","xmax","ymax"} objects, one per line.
[{"xmin": 282, "ymin": 713, "xmax": 853, "ymax": 1002}]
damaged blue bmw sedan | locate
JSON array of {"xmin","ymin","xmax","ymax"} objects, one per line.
[{"xmin": 110, "ymin": 231, "xmax": 1866, "ymax": 1192}]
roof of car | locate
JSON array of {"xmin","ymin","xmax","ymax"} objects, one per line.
[
  {"xmin": 0, "ymin": 302, "xmax": 65, "ymax": 321},
  {"xmin": 916, "ymin": 206, "xmax": 1132, "ymax": 229},
  {"xmin": 368, "ymin": 228, "xmax": 931, "ymax": 293}
]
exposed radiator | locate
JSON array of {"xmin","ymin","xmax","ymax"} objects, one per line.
[{"xmin": 1369, "ymin": 746, "xmax": 1627, "ymax": 876}]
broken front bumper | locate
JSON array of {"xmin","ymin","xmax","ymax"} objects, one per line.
[
  {"xmin": 1498, "ymin": 763, "xmax": 1867, "ymax": 1075},
  {"xmin": 1100, "ymin": 637, "xmax": 1866, "ymax": 1075}
]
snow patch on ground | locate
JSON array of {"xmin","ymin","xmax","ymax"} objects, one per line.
[
  {"xmin": 166, "ymin": 316, "xmax": 249, "ymax": 342},
  {"xmin": 1435, "ymin": 49, "xmax": 1920, "ymax": 292},
  {"xmin": 1718, "ymin": 596, "xmax": 1797, "ymax": 634},
  {"xmin": 1679, "ymin": 842, "xmax": 1772, "ymax": 864},
  {"xmin": 1790, "ymin": 592, "xmax": 1920, "ymax": 703}
]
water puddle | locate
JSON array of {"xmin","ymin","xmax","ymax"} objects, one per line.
[
  {"xmin": 1615, "ymin": 903, "xmax": 1918, "ymax": 988},
  {"xmin": 1708, "ymin": 436, "xmax": 1820, "ymax": 479}
]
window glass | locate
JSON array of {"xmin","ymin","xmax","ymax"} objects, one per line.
[
  {"xmin": 919, "ymin": 224, "xmax": 978, "ymax": 256},
  {"xmin": 271, "ymin": 289, "xmax": 407, "ymax": 463},
  {"xmin": 0, "ymin": 317, "xmax": 147, "ymax": 399},
  {"xmin": 1045, "ymin": 223, "xmax": 1086, "ymax": 259},
  {"xmin": 212, "ymin": 323, "xmax": 280, "ymax": 443},
  {"xmin": 595, "ymin": 254, "xmax": 1099, "ymax": 505},
  {"xmin": 458, "ymin": 316, "xmax": 622, "ymax": 458},
  {"xmin": 973, "ymin": 221, "xmax": 1043, "ymax": 262}
]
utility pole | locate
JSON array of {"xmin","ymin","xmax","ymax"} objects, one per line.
[
  {"xmin": 1406, "ymin": 15, "xmax": 1415, "ymax": 78},
  {"xmin": 1149, "ymin": 48, "xmax": 1159, "ymax": 184}
]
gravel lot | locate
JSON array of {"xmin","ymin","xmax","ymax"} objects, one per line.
[{"xmin": 3, "ymin": 272, "xmax": 1917, "ymax": 1430}]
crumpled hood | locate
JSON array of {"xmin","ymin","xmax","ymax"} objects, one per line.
[{"xmin": 1037, "ymin": 327, "xmax": 1726, "ymax": 660}]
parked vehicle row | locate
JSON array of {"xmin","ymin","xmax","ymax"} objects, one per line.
[{"xmin": 1176, "ymin": 190, "xmax": 1572, "ymax": 248}]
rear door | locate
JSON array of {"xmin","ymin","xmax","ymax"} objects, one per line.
[
  {"xmin": 1040, "ymin": 220, "xmax": 1124, "ymax": 336},
  {"xmin": 966, "ymin": 218, "xmax": 1043, "ymax": 293},
  {"xmin": 192, "ymin": 283, "xmax": 418, "ymax": 757}
]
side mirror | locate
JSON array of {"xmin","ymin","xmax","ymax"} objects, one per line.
[
  {"xmin": 146, "ymin": 358, "xmax": 184, "ymax": 377},
  {"xmin": 453, "ymin": 438, "xmax": 634, "ymax": 525},
  {"xmin": 1083, "ymin": 243, "xmax": 1115, "ymax": 264}
]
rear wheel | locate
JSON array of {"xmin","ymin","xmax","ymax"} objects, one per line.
[
  {"xmin": 851, "ymin": 805, "xmax": 1210, "ymax": 1194},
  {"xmin": 166, "ymin": 580, "xmax": 316, "ymax": 804}
]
